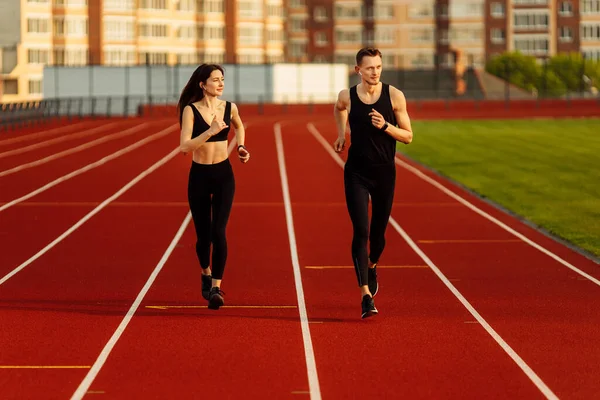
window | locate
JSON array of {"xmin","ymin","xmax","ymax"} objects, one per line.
[
  {"xmin": 409, "ymin": 3, "xmax": 434, "ymax": 18},
  {"xmin": 374, "ymin": 4, "xmax": 393, "ymax": 20},
  {"xmin": 514, "ymin": 12, "xmax": 549, "ymax": 30},
  {"xmin": 238, "ymin": 25, "xmax": 263, "ymax": 45},
  {"xmin": 104, "ymin": 49, "xmax": 136, "ymax": 65},
  {"xmin": 177, "ymin": 0, "xmax": 196, "ymax": 11},
  {"xmin": 54, "ymin": 19, "xmax": 64, "ymax": 36},
  {"xmin": 335, "ymin": 53, "xmax": 355, "ymax": 66},
  {"xmin": 139, "ymin": 23, "xmax": 168, "ymax": 38},
  {"xmin": 450, "ymin": 27, "xmax": 483, "ymax": 43},
  {"xmin": 315, "ymin": 31, "xmax": 328, "ymax": 46},
  {"xmin": 335, "ymin": 4, "xmax": 362, "ymax": 19},
  {"xmin": 267, "ymin": 3, "xmax": 283, "ymax": 17},
  {"xmin": 559, "ymin": 1, "xmax": 573, "ymax": 16},
  {"xmin": 239, "ymin": 1, "xmax": 263, "ymax": 17},
  {"xmin": 513, "ymin": 0, "xmax": 547, "ymax": 4},
  {"xmin": 177, "ymin": 25, "xmax": 196, "ymax": 39},
  {"xmin": 450, "ymin": 2, "xmax": 484, "ymax": 18},
  {"xmin": 267, "ymin": 53, "xmax": 284, "ymax": 63},
  {"xmin": 104, "ymin": 0, "xmax": 134, "ymax": 10},
  {"xmin": 289, "ymin": 42, "xmax": 306, "ymax": 57},
  {"xmin": 582, "ymin": 0, "xmax": 600, "ymax": 14},
  {"xmin": 28, "ymin": 79, "xmax": 43, "ymax": 94},
  {"xmin": 375, "ymin": 27, "xmax": 395, "ymax": 44},
  {"xmin": 139, "ymin": 0, "xmax": 166, "ymax": 9},
  {"xmin": 314, "ymin": 6, "xmax": 328, "ymax": 22},
  {"xmin": 198, "ymin": 52, "xmax": 224, "ymax": 63},
  {"xmin": 335, "ymin": 28, "xmax": 362, "ymax": 44},
  {"xmin": 3, "ymin": 79, "xmax": 18, "ymax": 95},
  {"xmin": 289, "ymin": 0, "xmax": 305, "ymax": 7},
  {"xmin": 27, "ymin": 49, "xmax": 50, "ymax": 64},
  {"xmin": 176, "ymin": 53, "xmax": 198, "ymax": 65},
  {"xmin": 438, "ymin": 29, "xmax": 449, "ymax": 44},
  {"xmin": 491, "ymin": 3, "xmax": 505, "ymax": 18},
  {"xmin": 27, "ymin": 18, "xmax": 50, "ymax": 33},
  {"xmin": 410, "ymin": 28, "xmax": 434, "ymax": 43},
  {"xmin": 267, "ymin": 27, "xmax": 283, "ymax": 42},
  {"xmin": 582, "ymin": 49, "xmax": 600, "ymax": 61},
  {"xmin": 290, "ymin": 17, "xmax": 306, "ymax": 32},
  {"xmin": 104, "ymin": 19, "xmax": 135, "ymax": 40},
  {"xmin": 202, "ymin": 0, "xmax": 224, "ymax": 13},
  {"xmin": 199, "ymin": 25, "xmax": 225, "ymax": 40},
  {"xmin": 582, "ymin": 23, "xmax": 600, "ymax": 40},
  {"xmin": 491, "ymin": 28, "xmax": 505, "ymax": 44},
  {"xmin": 437, "ymin": 4, "xmax": 448, "ymax": 18},
  {"xmin": 560, "ymin": 26, "xmax": 573, "ymax": 42},
  {"xmin": 514, "ymin": 37, "xmax": 549, "ymax": 55},
  {"xmin": 140, "ymin": 52, "xmax": 168, "ymax": 64}
]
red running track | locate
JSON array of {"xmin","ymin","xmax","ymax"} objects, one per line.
[{"xmin": 0, "ymin": 114, "xmax": 598, "ymax": 399}]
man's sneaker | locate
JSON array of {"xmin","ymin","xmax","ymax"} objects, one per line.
[
  {"xmin": 368, "ymin": 264, "xmax": 378, "ymax": 297},
  {"xmin": 201, "ymin": 274, "xmax": 212, "ymax": 301},
  {"xmin": 361, "ymin": 294, "xmax": 378, "ymax": 319},
  {"xmin": 208, "ymin": 287, "xmax": 225, "ymax": 310}
]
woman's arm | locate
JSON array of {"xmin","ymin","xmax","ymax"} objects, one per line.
[
  {"xmin": 231, "ymin": 103, "xmax": 250, "ymax": 163},
  {"xmin": 179, "ymin": 105, "xmax": 227, "ymax": 154}
]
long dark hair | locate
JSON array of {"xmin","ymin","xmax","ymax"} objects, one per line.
[{"xmin": 177, "ymin": 63, "xmax": 225, "ymax": 126}]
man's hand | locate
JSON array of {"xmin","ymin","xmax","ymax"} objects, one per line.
[
  {"xmin": 333, "ymin": 137, "xmax": 346, "ymax": 153},
  {"xmin": 369, "ymin": 108, "xmax": 386, "ymax": 130},
  {"xmin": 238, "ymin": 145, "xmax": 250, "ymax": 163}
]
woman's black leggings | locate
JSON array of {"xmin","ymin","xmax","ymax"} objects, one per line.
[
  {"xmin": 188, "ymin": 159, "xmax": 235, "ymax": 280},
  {"xmin": 344, "ymin": 162, "xmax": 396, "ymax": 287}
]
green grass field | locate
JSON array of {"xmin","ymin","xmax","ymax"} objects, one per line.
[{"xmin": 397, "ymin": 119, "xmax": 600, "ymax": 258}]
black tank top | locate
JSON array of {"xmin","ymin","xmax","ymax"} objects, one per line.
[
  {"xmin": 189, "ymin": 101, "xmax": 231, "ymax": 142},
  {"xmin": 348, "ymin": 83, "xmax": 397, "ymax": 166}
]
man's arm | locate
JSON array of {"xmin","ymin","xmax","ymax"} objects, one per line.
[
  {"xmin": 333, "ymin": 89, "xmax": 350, "ymax": 152},
  {"xmin": 369, "ymin": 86, "xmax": 413, "ymax": 144}
]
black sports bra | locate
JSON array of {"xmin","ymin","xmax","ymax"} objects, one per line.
[{"xmin": 189, "ymin": 101, "xmax": 231, "ymax": 142}]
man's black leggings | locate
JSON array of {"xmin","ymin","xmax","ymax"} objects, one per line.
[
  {"xmin": 188, "ymin": 159, "xmax": 235, "ymax": 280},
  {"xmin": 344, "ymin": 162, "xmax": 396, "ymax": 287}
]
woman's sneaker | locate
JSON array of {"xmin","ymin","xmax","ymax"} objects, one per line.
[
  {"xmin": 368, "ymin": 265, "xmax": 378, "ymax": 297},
  {"xmin": 201, "ymin": 274, "xmax": 212, "ymax": 301},
  {"xmin": 361, "ymin": 295, "xmax": 378, "ymax": 319},
  {"xmin": 208, "ymin": 287, "xmax": 225, "ymax": 310}
]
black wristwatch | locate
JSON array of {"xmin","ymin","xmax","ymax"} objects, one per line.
[
  {"xmin": 237, "ymin": 145, "xmax": 246, "ymax": 151},
  {"xmin": 380, "ymin": 122, "xmax": 389, "ymax": 132}
]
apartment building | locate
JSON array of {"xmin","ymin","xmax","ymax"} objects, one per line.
[
  {"xmin": 2, "ymin": 0, "xmax": 600, "ymax": 103},
  {"xmin": 581, "ymin": 0, "xmax": 600, "ymax": 60},
  {"xmin": 483, "ymin": 0, "xmax": 597, "ymax": 61}
]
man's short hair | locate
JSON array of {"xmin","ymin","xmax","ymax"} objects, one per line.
[{"xmin": 356, "ymin": 47, "xmax": 382, "ymax": 66}]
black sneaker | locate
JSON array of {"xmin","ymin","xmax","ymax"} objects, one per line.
[
  {"xmin": 201, "ymin": 274, "xmax": 212, "ymax": 301},
  {"xmin": 208, "ymin": 287, "xmax": 225, "ymax": 310},
  {"xmin": 368, "ymin": 265, "xmax": 378, "ymax": 297},
  {"xmin": 361, "ymin": 294, "xmax": 378, "ymax": 319}
]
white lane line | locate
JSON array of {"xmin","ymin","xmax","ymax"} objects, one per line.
[
  {"xmin": 70, "ymin": 133, "xmax": 243, "ymax": 399},
  {"xmin": 393, "ymin": 155, "xmax": 600, "ymax": 286},
  {"xmin": 0, "ymin": 124, "xmax": 178, "ymax": 213},
  {"xmin": 70, "ymin": 211, "xmax": 192, "ymax": 400},
  {"xmin": 0, "ymin": 121, "xmax": 89, "ymax": 147},
  {"xmin": 0, "ymin": 123, "xmax": 148, "ymax": 177},
  {"xmin": 0, "ymin": 148, "xmax": 180, "ymax": 287},
  {"xmin": 307, "ymin": 122, "xmax": 559, "ymax": 400},
  {"xmin": 0, "ymin": 122, "xmax": 118, "ymax": 159},
  {"xmin": 275, "ymin": 123, "xmax": 322, "ymax": 400}
]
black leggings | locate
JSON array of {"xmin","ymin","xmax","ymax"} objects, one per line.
[
  {"xmin": 344, "ymin": 162, "xmax": 396, "ymax": 287},
  {"xmin": 188, "ymin": 159, "xmax": 235, "ymax": 280}
]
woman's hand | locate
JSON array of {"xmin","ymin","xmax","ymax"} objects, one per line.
[
  {"xmin": 209, "ymin": 116, "xmax": 228, "ymax": 136},
  {"xmin": 238, "ymin": 145, "xmax": 250, "ymax": 163}
]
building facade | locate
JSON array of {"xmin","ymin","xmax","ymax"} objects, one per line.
[{"xmin": 0, "ymin": 0, "xmax": 598, "ymax": 102}]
